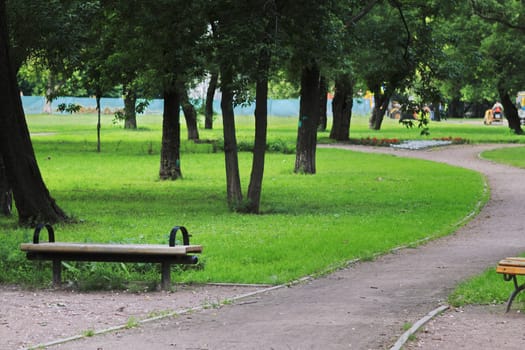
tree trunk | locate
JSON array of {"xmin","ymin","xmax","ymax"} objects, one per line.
[
  {"xmin": 205, "ymin": 72, "xmax": 218, "ymax": 130},
  {"xmin": 447, "ymin": 97, "xmax": 464, "ymax": 118},
  {"xmin": 330, "ymin": 74, "xmax": 353, "ymax": 141},
  {"xmin": 179, "ymin": 84, "xmax": 200, "ymax": 141},
  {"xmin": 499, "ymin": 88, "xmax": 524, "ymax": 135},
  {"xmin": 123, "ymin": 85, "xmax": 137, "ymax": 129},
  {"xmin": 295, "ymin": 64, "xmax": 320, "ymax": 174},
  {"xmin": 96, "ymin": 93, "xmax": 101, "ymax": 152},
  {"xmin": 0, "ymin": 1, "xmax": 67, "ymax": 225},
  {"xmin": 368, "ymin": 86, "xmax": 390, "ymax": 130},
  {"xmin": 0, "ymin": 155, "xmax": 12, "ymax": 216},
  {"xmin": 220, "ymin": 66, "xmax": 243, "ymax": 208},
  {"xmin": 246, "ymin": 50, "xmax": 270, "ymax": 214},
  {"xmin": 159, "ymin": 87, "xmax": 183, "ymax": 180},
  {"xmin": 318, "ymin": 76, "xmax": 328, "ymax": 131}
]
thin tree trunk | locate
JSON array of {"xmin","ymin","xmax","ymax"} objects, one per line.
[
  {"xmin": 499, "ymin": 88, "xmax": 524, "ymax": 134},
  {"xmin": 159, "ymin": 87, "xmax": 183, "ymax": 180},
  {"xmin": 220, "ymin": 66, "xmax": 243, "ymax": 208},
  {"xmin": 246, "ymin": 50, "xmax": 270, "ymax": 214},
  {"xmin": 96, "ymin": 93, "xmax": 101, "ymax": 152},
  {"xmin": 123, "ymin": 85, "xmax": 137, "ymax": 129},
  {"xmin": 330, "ymin": 74, "xmax": 353, "ymax": 141},
  {"xmin": 205, "ymin": 72, "xmax": 218, "ymax": 130},
  {"xmin": 0, "ymin": 1, "xmax": 67, "ymax": 224},
  {"xmin": 318, "ymin": 75, "xmax": 328, "ymax": 131},
  {"xmin": 368, "ymin": 86, "xmax": 390, "ymax": 130},
  {"xmin": 295, "ymin": 64, "xmax": 320, "ymax": 174},
  {"xmin": 179, "ymin": 84, "xmax": 200, "ymax": 141},
  {"xmin": 448, "ymin": 97, "xmax": 464, "ymax": 118}
]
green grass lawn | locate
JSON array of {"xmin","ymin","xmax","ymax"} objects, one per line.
[
  {"xmin": 481, "ymin": 146, "xmax": 525, "ymax": 168},
  {"xmin": 3, "ymin": 112, "xmax": 518, "ymax": 291}
]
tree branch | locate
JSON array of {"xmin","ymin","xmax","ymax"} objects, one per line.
[
  {"xmin": 470, "ymin": 0, "xmax": 525, "ymax": 32},
  {"xmin": 347, "ymin": 0, "xmax": 381, "ymax": 26},
  {"xmin": 389, "ymin": 0, "xmax": 411, "ymax": 65}
]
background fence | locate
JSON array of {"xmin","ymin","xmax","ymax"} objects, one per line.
[{"xmin": 21, "ymin": 96, "xmax": 373, "ymax": 117}]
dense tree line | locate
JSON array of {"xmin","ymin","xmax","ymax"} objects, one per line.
[{"xmin": 1, "ymin": 0, "xmax": 524, "ymax": 224}]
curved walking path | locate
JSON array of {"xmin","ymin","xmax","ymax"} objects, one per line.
[{"xmin": 52, "ymin": 144, "xmax": 525, "ymax": 349}]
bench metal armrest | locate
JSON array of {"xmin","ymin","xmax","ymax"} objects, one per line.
[
  {"xmin": 33, "ymin": 223, "xmax": 55, "ymax": 244},
  {"xmin": 169, "ymin": 226, "xmax": 190, "ymax": 246}
]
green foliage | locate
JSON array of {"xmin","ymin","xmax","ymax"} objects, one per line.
[
  {"xmin": 16, "ymin": 58, "xmax": 49, "ymax": 96},
  {"xmin": 82, "ymin": 329, "xmax": 95, "ymax": 337},
  {"xmin": 56, "ymin": 103, "xmax": 82, "ymax": 114},
  {"xmin": 269, "ymin": 71, "xmax": 300, "ymax": 99},
  {"xmin": 125, "ymin": 317, "xmax": 139, "ymax": 329},
  {"xmin": 113, "ymin": 99, "xmax": 149, "ymax": 124}
]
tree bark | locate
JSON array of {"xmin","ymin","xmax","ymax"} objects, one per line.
[
  {"xmin": 205, "ymin": 72, "xmax": 218, "ymax": 130},
  {"xmin": 0, "ymin": 155, "xmax": 12, "ymax": 216},
  {"xmin": 447, "ymin": 97, "xmax": 464, "ymax": 118},
  {"xmin": 318, "ymin": 75, "xmax": 328, "ymax": 131},
  {"xmin": 123, "ymin": 85, "xmax": 137, "ymax": 129},
  {"xmin": 499, "ymin": 88, "xmax": 524, "ymax": 134},
  {"xmin": 0, "ymin": 1, "xmax": 67, "ymax": 224},
  {"xmin": 179, "ymin": 84, "xmax": 200, "ymax": 141},
  {"xmin": 220, "ymin": 66, "xmax": 243, "ymax": 207},
  {"xmin": 246, "ymin": 50, "xmax": 270, "ymax": 214},
  {"xmin": 159, "ymin": 87, "xmax": 183, "ymax": 180},
  {"xmin": 330, "ymin": 74, "xmax": 354, "ymax": 141},
  {"xmin": 295, "ymin": 64, "xmax": 320, "ymax": 174},
  {"xmin": 96, "ymin": 93, "xmax": 101, "ymax": 152},
  {"xmin": 368, "ymin": 85, "xmax": 391, "ymax": 130}
]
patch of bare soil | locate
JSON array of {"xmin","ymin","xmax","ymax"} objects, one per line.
[
  {"xmin": 404, "ymin": 305, "xmax": 525, "ymax": 350},
  {"xmin": 0, "ymin": 283, "xmax": 266, "ymax": 349}
]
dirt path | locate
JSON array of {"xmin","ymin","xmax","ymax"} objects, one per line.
[{"xmin": 4, "ymin": 144, "xmax": 525, "ymax": 349}]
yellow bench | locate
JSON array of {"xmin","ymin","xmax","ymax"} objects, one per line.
[
  {"xmin": 496, "ymin": 257, "xmax": 525, "ymax": 312},
  {"xmin": 20, "ymin": 224, "xmax": 202, "ymax": 290}
]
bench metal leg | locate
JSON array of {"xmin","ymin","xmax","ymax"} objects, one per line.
[
  {"xmin": 161, "ymin": 262, "xmax": 171, "ymax": 291},
  {"xmin": 52, "ymin": 260, "xmax": 61, "ymax": 287},
  {"xmin": 505, "ymin": 274, "xmax": 525, "ymax": 312}
]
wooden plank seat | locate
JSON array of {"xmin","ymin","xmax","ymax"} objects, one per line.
[
  {"xmin": 20, "ymin": 224, "xmax": 202, "ymax": 290},
  {"xmin": 496, "ymin": 257, "xmax": 525, "ymax": 312}
]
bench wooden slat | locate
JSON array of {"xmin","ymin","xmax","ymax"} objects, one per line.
[
  {"xmin": 497, "ymin": 258, "xmax": 525, "ymax": 267},
  {"xmin": 20, "ymin": 242, "xmax": 203, "ymax": 255},
  {"xmin": 496, "ymin": 265, "xmax": 525, "ymax": 275}
]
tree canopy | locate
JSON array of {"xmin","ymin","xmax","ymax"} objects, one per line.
[{"xmin": 3, "ymin": 0, "xmax": 525, "ymax": 223}]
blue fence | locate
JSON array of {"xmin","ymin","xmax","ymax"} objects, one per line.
[{"xmin": 21, "ymin": 96, "xmax": 372, "ymax": 117}]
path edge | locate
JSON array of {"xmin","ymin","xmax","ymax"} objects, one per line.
[{"xmin": 390, "ymin": 304, "xmax": 450, "ymax": 350}]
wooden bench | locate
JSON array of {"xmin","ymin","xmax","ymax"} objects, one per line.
[
  {"xmin": 20, "ymin": 224, "xmax": 203, "ymax": 290},
  {"xmin": 496, "ymin": 257, "xmax": 525, "ymax": 312}
]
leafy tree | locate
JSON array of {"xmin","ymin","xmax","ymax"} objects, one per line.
[
  {"xmin": 138, "ymin": 1, "xmax": 207, "ymax": 179},
  {"xmin": 353, "ymin": 2, "xmax": 418, "ymax": 130},
  {"xmin": 276, "ymin": 2, "xmax": 349, "ymax": 174},
  {"xmin": 470, "ymin": 0, "xmax": 525, "ymax": 134},
  {"xmin": 102, "ymin": 3, "xmax": 154, "ymax": 130}
]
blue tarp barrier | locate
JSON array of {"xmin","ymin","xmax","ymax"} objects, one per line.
[{"xmin": 21, "ymin": 96, "xmax": 372, "ymax": 116}]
